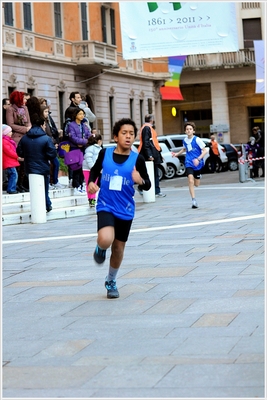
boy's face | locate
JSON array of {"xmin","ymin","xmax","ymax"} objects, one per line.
[
  {"xmin": 185, "ymin": 124, "xmax": 195, "ymax": 137},
  {"xmin": 114, "ymin": 124, "xmax": 135, "ymax": 151}
]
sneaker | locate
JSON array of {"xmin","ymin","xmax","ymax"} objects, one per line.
[
  {"xmin": 156, "ymin": 192, "xmax": 166, "ymax": 197},
  {"xmin": 89, "ymin": 199, "xmax": 96, "ymax": 208},
  {"xmin": 192, "ymin": 199, "xmax": 198, "ymax": 208},
  {"xmin": 49, "ymin": 184, "xmax": 55, "ymax": 190},
  {"xmin": 137, "ymin": 188, "xmax": 143, "ymax": 196},
  {"xmin": 93, "ymin": 245, "xmax": 106, "ymax": 264},
  {"xmin": 46, "ymin": 205, "xmax": 52, "ymax": 212},
  {"xmin": 54, "ymin": 182, "xmax": 65, "ymax": 189},
  {"xmin": 105, "ymin": 278, "xmax": 120, "ymax": 299},
  {"xmin": 73, "ymin": 187, "xmax": 85, "ymax": 195}
]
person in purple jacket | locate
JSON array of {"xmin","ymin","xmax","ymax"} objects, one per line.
[{"xmin": 67, "ymin": 108, "xmax": 91, "ymax": 195}]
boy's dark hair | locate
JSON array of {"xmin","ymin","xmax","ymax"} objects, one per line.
[
  {"xmin": 112, "ymin": 118, "xmax": 138, "ymax": 138},
  {"xmin": 31, "ymin": 113, "xmax": 46, "ymax": 127},
  {"xmin": 86, "ymin": 132, "xmax": 102, "ymax": 147},
  {"xmin": 69, "ymin": 91, "xmax": 80, "ymax": 101},
  {"xmin": 184, "ymin": 121, "xmax": 196, "ymax": 131}
]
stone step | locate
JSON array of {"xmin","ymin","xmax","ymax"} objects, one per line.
[
  {"xmin": 2, "ymin": 204, "xmax": 96, "ymax": 226},
  {"xmin": 1, "ymin": 176, "xmax": 96, "ymax": 226}
]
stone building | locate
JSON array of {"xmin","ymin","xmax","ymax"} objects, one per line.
[{"xmin": 2, "ymin": 2, "xmax": 265, "ymax": 144}]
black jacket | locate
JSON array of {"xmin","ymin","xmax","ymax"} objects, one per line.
[
  {"xmin": 17, "ymin": 125, "xmax": 57, "ymax": 175},
  {"xmin": 139, "ymin": 125, "xmax": 162, "ymax": 164}
]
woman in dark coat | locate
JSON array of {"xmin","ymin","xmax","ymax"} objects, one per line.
[{"xmin": 16, "ymin": 114, "xmax": 57, "ymax": 212}]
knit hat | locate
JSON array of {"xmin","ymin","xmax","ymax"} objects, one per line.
[{"xmin": 2, "ymin": 124, "xmax": 12, "ymax": 136}]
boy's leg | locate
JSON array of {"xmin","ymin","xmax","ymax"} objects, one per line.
[
  {"xmin": 98, "ymin": 226, "xmax": 115, "ymax": 250},
  {"xmin": 187, "ymin": 174, "xmax": 195, "ymax": 199},
  {"xmin": 110, "ymin": 239, "xmax": 126, "ymax": 269}
]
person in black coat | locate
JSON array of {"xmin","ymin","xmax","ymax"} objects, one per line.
[{"xmin": 16, "ymin": 114, "xmax": 57, "ymax": 212}]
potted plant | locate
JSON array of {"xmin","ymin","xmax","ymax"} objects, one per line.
[{"xmin": 58, "ymin": 156, "xmax": 68, "ymax": 176}]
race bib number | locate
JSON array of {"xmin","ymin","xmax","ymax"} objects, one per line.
[{"xmin": 109, "ymin": 175, "xmax": 123, "ymax": 191}]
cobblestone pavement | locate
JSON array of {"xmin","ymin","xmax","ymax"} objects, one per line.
[{"xmin": 2, "ymin": 171, "xmax": 265, "ymax": 399}]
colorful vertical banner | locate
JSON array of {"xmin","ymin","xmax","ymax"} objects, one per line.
[
  {"xmin": 254, "ymin": 40, "xmax": 265, "ymax": 93},
  {"xmin": 160, "ymin": 56, "xmax": 187, "ymax": 100}
]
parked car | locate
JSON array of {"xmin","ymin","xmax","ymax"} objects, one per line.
[
  {"xmin": 102, "ymin": 142, "xmax": 168, "ymax": 181},
  {"xmin": 220, "ymin": 143, "xmax": 239, "ymax": 171},
  {"xmin": 157, "ymin": 134, "xmax": 228, "ymax": 175},
  {"xmin": 133, "ymin": 141, "xmax": 181, "ymax": 179}
]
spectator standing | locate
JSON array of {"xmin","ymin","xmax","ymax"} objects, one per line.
[
  {"xmin": 2, "ymin": 99, "xmax": 11, "ymax": 190},
  {"xmin": 172, "ymin": 122, "xmax": 208, "ymax": 209},
  {"xmin": 41, "ymin": 105, "xmax": 65, "ymax": 189},
  {"xmin": 2, "ymin": 98, "xmax": 11, "ymax": 124},
  {"xmin": 64, "ymin": 91, "xmax": 82, "ymax": 139},
  {"xmin": 137, "ymin": 114, "xmax": 166, "ymax": 197},
  {"xmin": 63, "ymin": 92, "xmax": 82, "ymax": 186},
  {"xmin": 245, "ymin": 136, "xmax": 260, "ymax": 178},
  {"xmin": 16, "ymin": 114, "xmax": 57, "ymax": 212},
  {"xmin": 2, "ymin": 124, "xmax": 23, "ymax": 194},
  {"xmin": 68, "ymin": 108, "xmax": 91, "ymax": 195},
  {"xmin": 209, "ymin": 135, "xmax": 220, "ymax": 173},
  {"xmin": 252, "ymin": 126, "xmax": 264, "ymax": 177},
  {"xmin": 83, "ymin": 132, "xmax": 103, "ymax": 207},
  {"xmin": 88, "ymin": 118, "xmax": 151, "ymax": 299},
  {"xmin": 6, "ymin": 91, "xmax": 32, "ymax": 192}
]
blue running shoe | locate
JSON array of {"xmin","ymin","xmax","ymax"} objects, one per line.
[
  {"xmin": 105, "ymin": 278, "xmax": 120, "ymax": 299},
  {"xmin": 93, "ymin": 245, "xmax": 106, "ymax": 264}
]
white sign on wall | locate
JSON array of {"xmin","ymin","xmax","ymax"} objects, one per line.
[{"xmin": 119, "ymin": 2, "xmax": 239, "ymax": 60}]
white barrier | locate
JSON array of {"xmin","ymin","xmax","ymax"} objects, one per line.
[
  {"xmin": 29, "ymin": 174, "xmax": 47, "ymax": 223},
  {"xmin": 143, "ymin": 161, "xmax": 155, "ymax": 203}
]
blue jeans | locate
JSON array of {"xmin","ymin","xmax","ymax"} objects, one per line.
[
  {"xmin": 154, "ymin": 163, "xmax": 161, "ymax": 194},
  {"xmin": 6, "ymin": 167, "xmax": 18, "ymax": 193},
  {"xmin": 51, "ymin": 157, "xmax": 60, "ymax": 184},
  {"xmin": 44, "ymin": 174, "xmax": 52, "ymax": 210}
]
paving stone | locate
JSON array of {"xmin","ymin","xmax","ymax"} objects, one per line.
[{"xmin": 2, "ymin": 175, "xmax": 264, "ymax": 398}]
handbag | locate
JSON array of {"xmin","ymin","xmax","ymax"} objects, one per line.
[
  {"xmin": 64, "ymin": 149, "xmax": 83, "ymax": 170},
  {"xmin": 58, "ymin": 141, "xmax": 71, "ymax": 158}
]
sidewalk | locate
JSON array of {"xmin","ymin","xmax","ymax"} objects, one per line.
[{"xmin": 2, "ymin": 172, "xmax": 265, "ymax": 399}]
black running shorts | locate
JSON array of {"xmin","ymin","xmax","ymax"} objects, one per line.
[{"xmin": 97, "ymin": 211, "xmax": 133, "ymax": 242}]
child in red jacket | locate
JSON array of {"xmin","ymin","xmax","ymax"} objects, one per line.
[{"xmin": 2, "ymin": 124, "xmax": 23, "ymax": 194}]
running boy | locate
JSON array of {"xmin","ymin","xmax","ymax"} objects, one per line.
[
  {"xmin": 88, "ymin": 118, "xmax": 151, "ymax": 299},
  {"xmin": 172, "ymin": 122, "xmax": 207, "ymax": 208}
]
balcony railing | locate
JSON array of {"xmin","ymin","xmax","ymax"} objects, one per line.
[
  {"xmin": 73, "ymin": 41, "xmax": 118, "ymax": 68},
  {"xmin": 183, "ymin": 49, "xmax": 255, "ymax": 70}
]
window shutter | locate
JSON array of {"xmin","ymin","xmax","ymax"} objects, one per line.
[
  {"xmin": 23, "ymin": 3, "xmax": 32, "ymax": 31},
  {"xmin": 101, "ymin": 6, "xmax": 107, "ymax": 43},
  {"xmin": 4, "ymin": 3, "xmax": 13, "ymax": 26},
  {"xmin": 110, "ymin": 8, "xmax": 116, "ymax": 45},
  {"xmin": 243, "ymin": 18, "xmax": 262, "ymax": 48},
  {"xmin": 81, "ymin": 3, "xmax": 88, "ymax": 40},
  {"xmin": 54, "ymin": 3, "xmax": 62, "ymax": 38}
]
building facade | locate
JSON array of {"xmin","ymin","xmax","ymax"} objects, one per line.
[{"xmin": 2, "ymin": 2, "xmax": 265, "ymax": 145}]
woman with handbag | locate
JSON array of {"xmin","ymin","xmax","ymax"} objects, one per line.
[{"xmin": 67, "ymin": 108, "xmax": 91, "ymax": 195}]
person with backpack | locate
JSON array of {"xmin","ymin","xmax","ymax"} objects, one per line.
[{"xmin": 67, "ymin": 108, "xmax": 91, "ymax": 195}]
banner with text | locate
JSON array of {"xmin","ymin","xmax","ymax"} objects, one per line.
[
  {"xmin": 254, "ymin": 40, "xmax": 265, "ymax": 93},
  {"xmin": 119, "ymin": 2, "xmax": 238, "ymax": 59}
]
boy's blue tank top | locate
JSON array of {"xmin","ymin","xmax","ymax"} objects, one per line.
[
  {"xmin": 183, "ymin": 136, "xmax": 204, "ymax": 170},
  {"xmin": 97, "ymin": 147, "xmax": 138, "ymax": 220}
]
